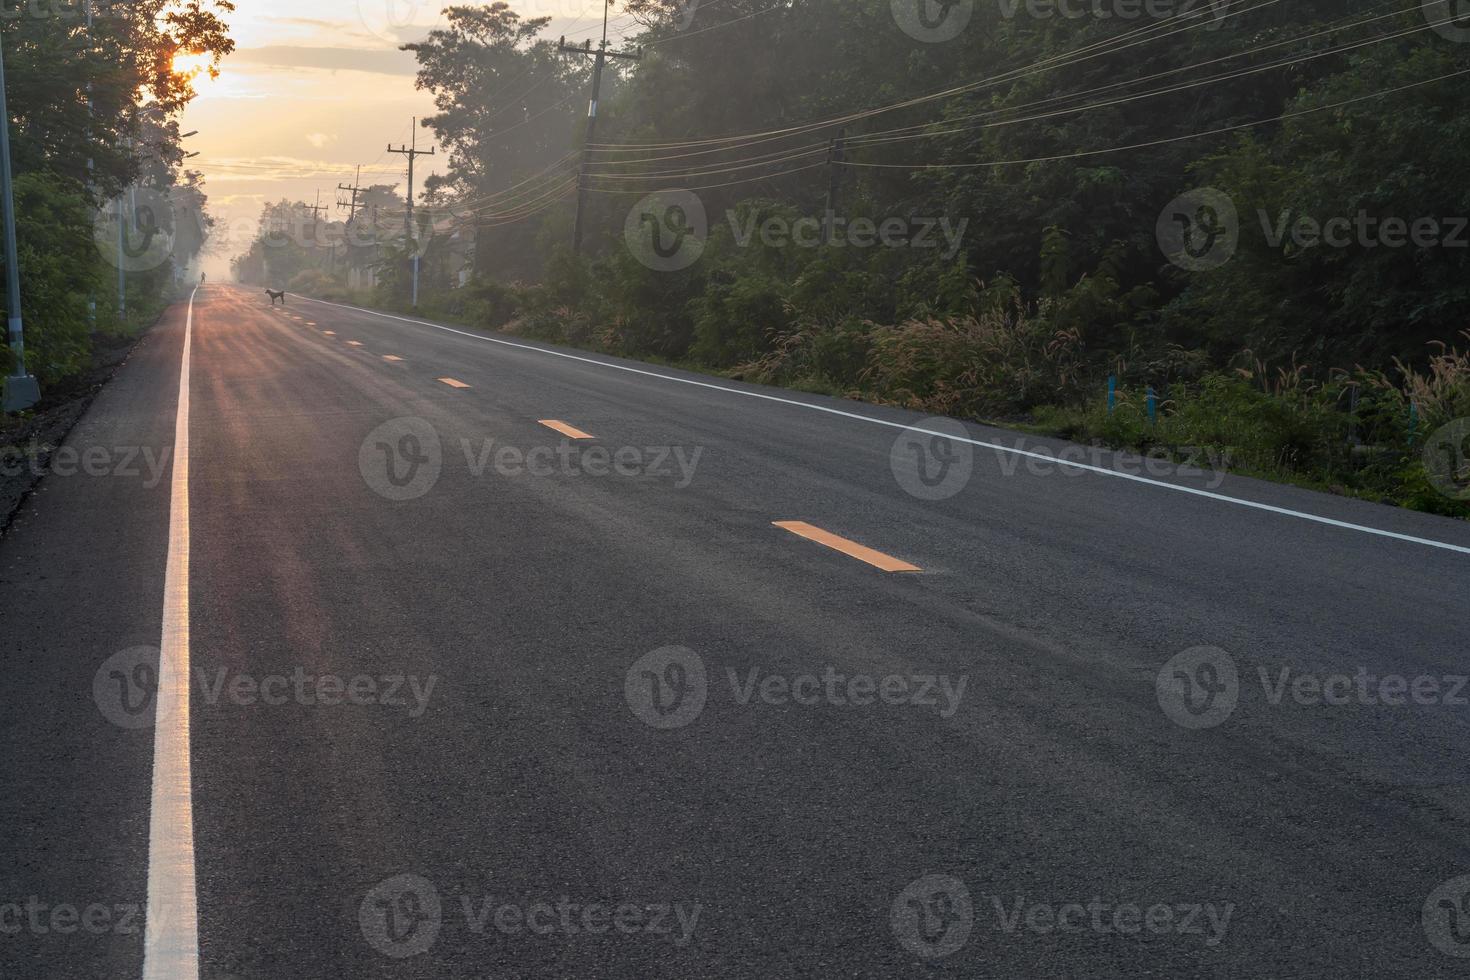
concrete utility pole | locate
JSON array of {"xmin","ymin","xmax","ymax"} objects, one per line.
[
  {"xmin": 388, "ymin": 119, "xmax": 435, "ymax": 308},
  {"xmin": 0, "ymin": 30, "xmax": 38, "ymax": 411},
  {"xmin": 559, "ymin": 5, "xmax": 641, "ymax": 257},
  {"xmin": 336, "ymin": 166, "xmax": 365, "ymax": 278},
  {"xmin": 305, "ymin": 189, "xmax": 328, "ymax": 242},
  {"xmin": 337, "ymin": 165, "xmax": 365, "ymax": 223}
]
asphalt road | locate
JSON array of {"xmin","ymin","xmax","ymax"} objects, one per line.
[{"xmin": 3, "ymin": 283, "xmax": 1469, "ymax": 978}]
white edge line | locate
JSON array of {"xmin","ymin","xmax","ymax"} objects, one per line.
[
  {"xmin": 294, "ymin": 294, "xmax": 1470, "ymax": 557},
  {"xmin": 143, "ymin": 287, "xmax": 200, "ymax": 979}
]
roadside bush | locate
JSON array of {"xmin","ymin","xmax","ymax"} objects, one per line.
[
  {"xmin": 1, "ymin": 173, "xmax": 105, "ymax": 384},
  {"xmin": 287, "ymin": 268, "xmax": 347, "ymax": 301}
]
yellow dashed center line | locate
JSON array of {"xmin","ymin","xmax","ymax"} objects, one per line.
[
  {"xmin": 772, "ymin": 521, "xmax": 921, "ymax": 573},
  {"xmin": 382, "ymin": 355, "xmax": 403, "ymax": 362},
  {"xmin": 322, "ymin": 330, "xmax": 336, "ymax": 336},
  {"xmin": 346, "ymin": 341, "xmax": 363, "ymax": 346},
  {"xmin": 538, "ymin": 419, "xmax": 595, "ymax": 440},
  {"xmin": 438, "ymin": 377, "xmax": 471, "ymax": 389}
]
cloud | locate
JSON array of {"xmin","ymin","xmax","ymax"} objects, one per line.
[
  {"xmin": 305, "ymin": 132, "xmax": 337, "ymax": 149},
  {"xmin": 277, "ymin": 17, "xmax": 348, "ymax": 29},
  {"xmin": 192, "ymin": 155, "xmax": 359, "ymax": 183},
  {"xmin": 229, "ymin": 45, "xmax": 420, "ymax": 76}
]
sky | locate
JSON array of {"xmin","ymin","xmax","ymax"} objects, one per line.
[{"xmin": 182, "ymin": 0, "xmax": 633, "ymax": 278}]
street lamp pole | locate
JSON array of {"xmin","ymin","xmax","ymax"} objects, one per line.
[{"xmin": 0, "ymin": 29, "xmax": 38, "ymax": 411}]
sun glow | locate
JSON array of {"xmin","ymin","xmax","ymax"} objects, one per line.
[{"xmin": 172, "ymin": 51, "xmax": 216, "ymax": 94}]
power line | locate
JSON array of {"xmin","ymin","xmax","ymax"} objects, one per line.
[
  {"xmin": 588, "ymin": 0, "xmax": 1282, "ymax": 151},
  {"xmin": 837, "ymin": 65, "xmax": 1470, "ymax": 171},
  {"xmin": 576, "ymin": 0, "xmax": 1420, "ymax": 185},
  {"xmin": 586, "ymin": 143, "xmax": 827, "ymax": 180},
  {"xmin": 585, "ymin": 159, "xmax": 826, "ymax": 193},
  {"xmin": 841, "ymin": 14, "xmax": 1456, "ymax": 152},
  {"xmin": 640, "ymin": 0, "xmax": 785, "ymax": 47},
  {"xmin": 844, "ymin": 0, "xmax": 1425, "ymax": 146}
]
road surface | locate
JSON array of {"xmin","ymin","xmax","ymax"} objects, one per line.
[{"xmin": 2, "ymin": 283, "xmax": 1469, "ymax": 977}]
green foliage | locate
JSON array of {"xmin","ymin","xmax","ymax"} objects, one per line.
[
  {"xmin": 0, "ymin": 175, "xmax": 104, "ymax": 383},
  {"xmin": 287, "ymin": 268, "xmax": 347, "ymax": 300},
  {"xmin": 0, "ymin": 0, "xmax": 233, "ymax": 395}
]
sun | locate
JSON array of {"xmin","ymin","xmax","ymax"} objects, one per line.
[{"xmin": 171, "ymin": 51, "xmax": 216, "ymax": 94}]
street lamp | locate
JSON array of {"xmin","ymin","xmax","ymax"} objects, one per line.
[{"xmin": 0, "ymin": 28, "xmax": 38, "ymax": 411}]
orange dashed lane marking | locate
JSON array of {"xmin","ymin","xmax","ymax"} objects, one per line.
[
  {"xmin": 538, "ymin": 420, "xmax": 594, "ymax": 440},
  {"xmin": 772, "ymin": 521, "xmax": 921, "ymax": 573},
  {"xmin": 322, "ymin": 330, "xmax": 336, "ymax": 336},
  {"xmin": 438, "ymin": 377, "xmax": 470, "ymax": 389},
  {"xmin": 382, "ymin": 355, "xmax": 403, "ymax": 361},
  {"xmin": 346, "ymin": 341, "xmax": 363, "ymax": 346}
]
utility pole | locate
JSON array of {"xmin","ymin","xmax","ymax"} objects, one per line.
[
  {"xmin": 337, "ymin": 165, "xmax": 365, "ymax": 223},
  {"xmin": 336, "ymin": 166, "xmax": 365, "ymax": 281},
  {"xmin": 560, "ymin": 7, "xmax": 641, "ymax": 257},
  {"xmin": 821, "ymin": 128, "xmax": 846, "ymax": 246},
  {"xmin": 305, "ymin": 189, "xmax": 328, "ymax": 241},
  {"xmin": 388, "ymin": 119, "xmax": 435, "ymax": 308},
  {"xmin": 0, "ymin": 29, "xmax": 37, "ymax": 410}
]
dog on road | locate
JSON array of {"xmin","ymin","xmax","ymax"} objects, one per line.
[{"xmin": 265, "ymin": 289, "xmax": 285, "ymax": 305}]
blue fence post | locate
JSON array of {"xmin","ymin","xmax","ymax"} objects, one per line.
[
  {"xmin": 1146, "ymin": 385, "xmax": 1157, "ymax": 425},
  {"xmin": 1107, "ymin": 375, "xmax": 1116, "ymax": 415}
]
